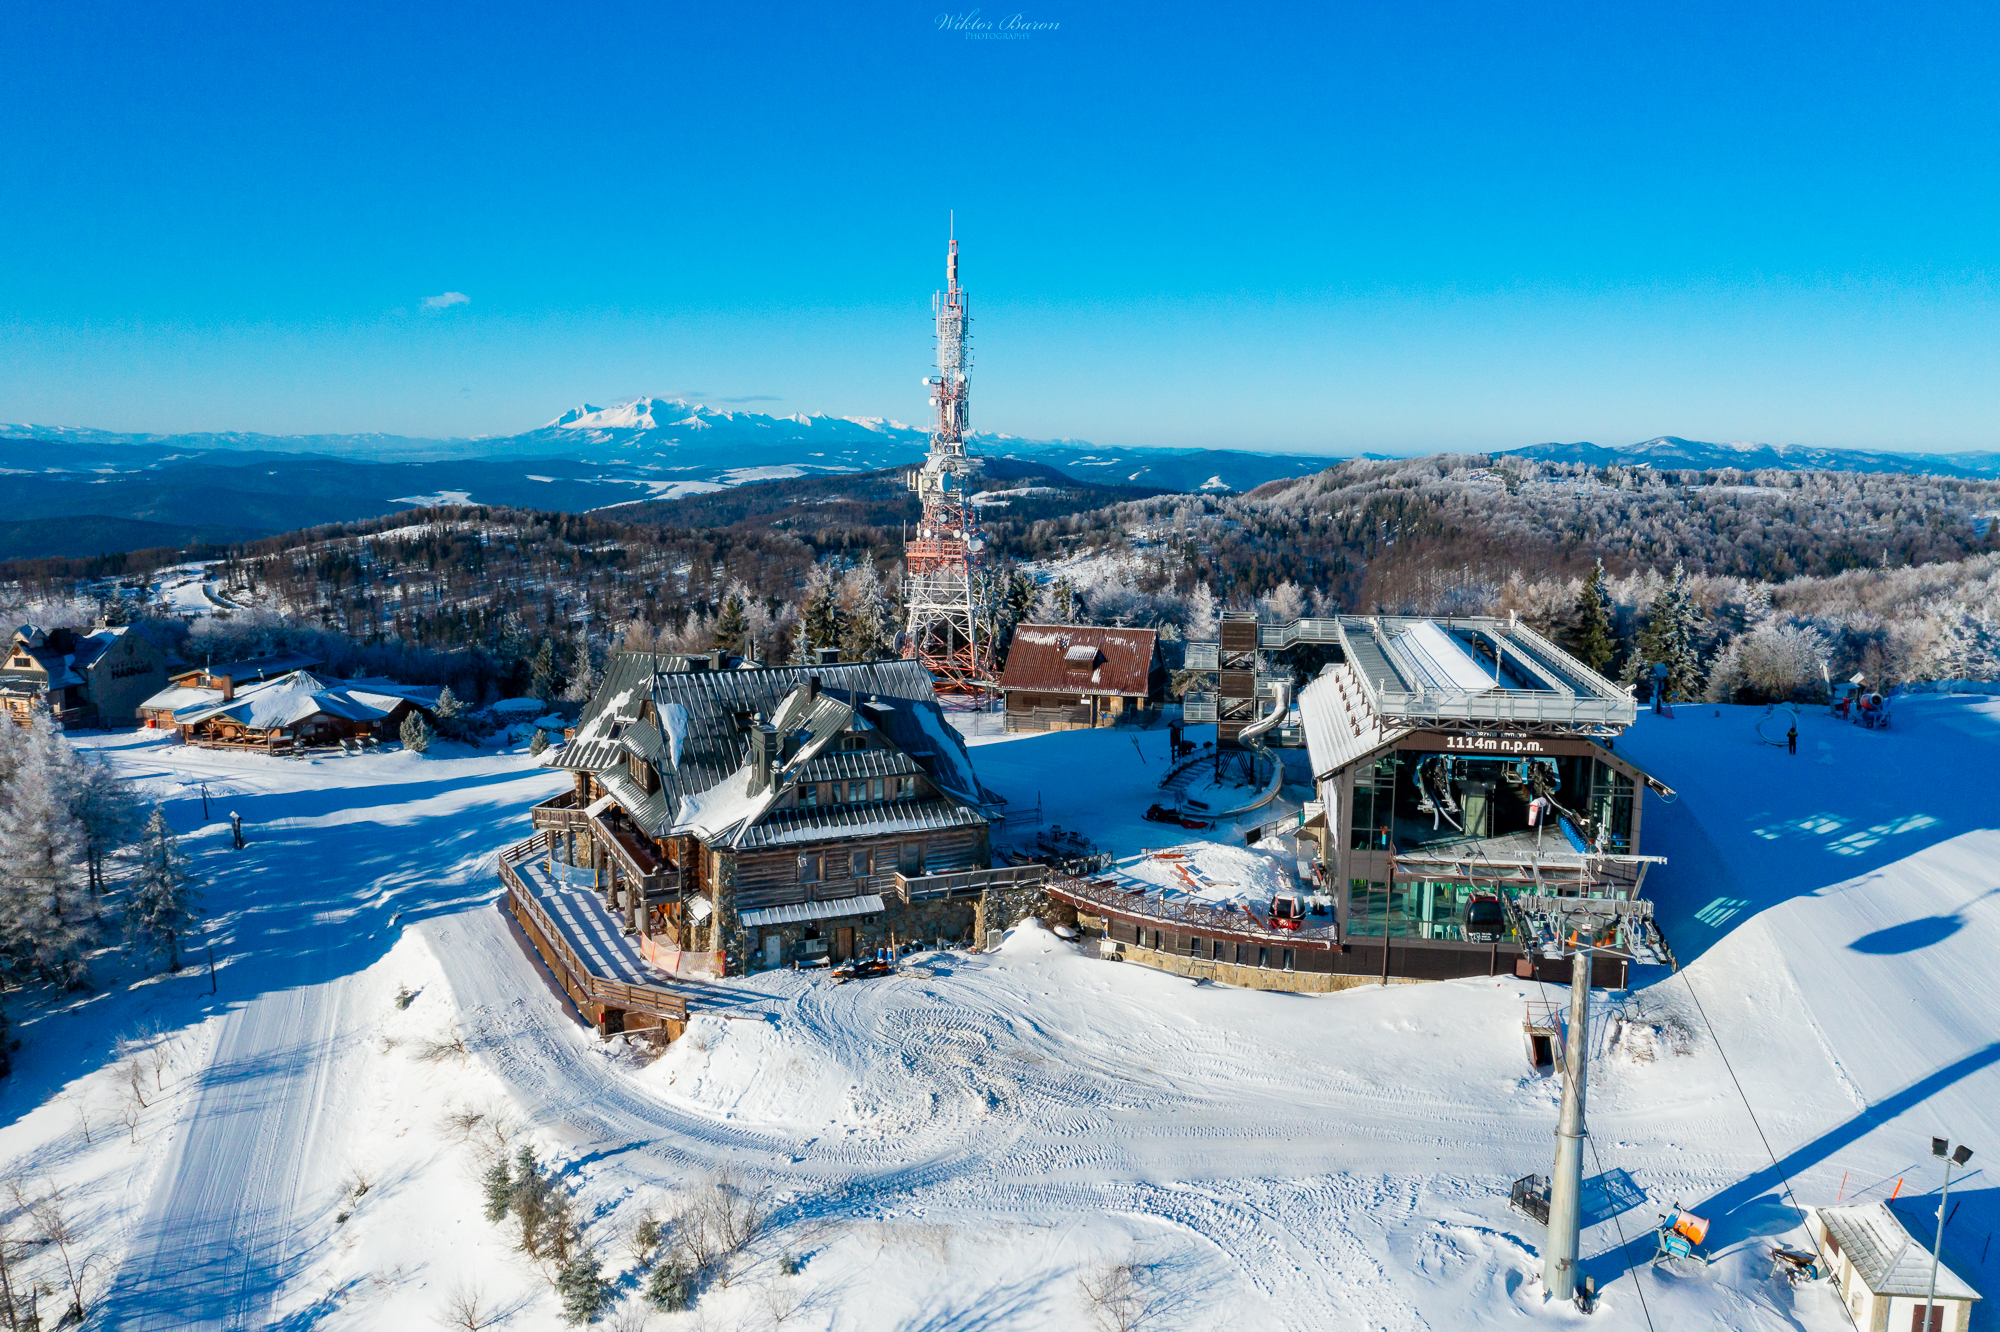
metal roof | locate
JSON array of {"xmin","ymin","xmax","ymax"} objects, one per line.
[
  {"xmin": 734, "ymin": 798, "xmax": 983, "ymax": 850},
  {"xmin": 557, "ymin": 654, "xmax": 989, "ymax": 842},
  {"xmin": 1332, "ymin": 616, "xmax": 1636, "ymax": 731},
  {"xmin": 999, "ymin": 624, "xmax": 1158, "ymax": 698},
  {"xmin": 739, "ymin": 894, "xmax": 887, "ymax": 928},
  {"xmin": 1812, "ymin": 1204, "xmax": 1981, "ymax": 1300},
  {"xmin": 1298, "ymin": 667, "xmax": 1408, "ymax": 783}
]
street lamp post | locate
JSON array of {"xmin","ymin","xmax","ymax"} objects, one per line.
[{"xmin": 1923, "ymin": 1137, "xmax": 1974, "ymax": 1332}]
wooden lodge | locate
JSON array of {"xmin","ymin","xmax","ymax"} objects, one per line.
[
  {"xmin": 4, "ymin": 622, "xmax": 176, "ymax": 729},
  {"xmin": 140, "ymin": 668, "xmax": 440, "ymax": 752},
  {"xmin": 522, "ymin": 656, "xmax": 1014, "ymax": 989},
  {"xmin": 998, "ymin": 624, "xmax": 1164, "ymax": 732}
]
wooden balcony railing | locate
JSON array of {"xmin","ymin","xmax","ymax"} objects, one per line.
[
  {"xmin": 1044, "ymin": 874, "xmax": 1340, "ymax": 951},
  {"xmin": 498, "ymin": 832, "xmax": 688, "ymax": 1023},
  {"xmin": 530, "ymin": 790, "xmax": 589, "ymax": 830},
  {"xmin": 893, "ymin": 863, "xmax": 1049, "ymax": 905}
]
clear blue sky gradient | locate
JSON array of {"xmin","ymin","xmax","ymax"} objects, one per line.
[{"xmin": 3, "ymin": 0, "xmax": 1997, "ymax": 453}]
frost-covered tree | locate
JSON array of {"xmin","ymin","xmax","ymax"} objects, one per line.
[
  {"xmin": 1565, "ymin": 561, "xmax": 1616, "ymax": 673},
  {"xmin": 1635, "ymin": 563, "xmax": 1708, "ymax": 704},
  {"xmin": 560, "ymin": 628, "xmax": 598, "ymax": 704},
  {"xmin": 799, "ymin": 562, "xmax": 845, "ymax": 658},
  {"xmin": 529, "ymin": 638, "xmax": 560, "ymax": 704},
  {"xmin": 1186, "ymin": 581, "xmax": 1219, "ymax": 640},
  {"xmin": 555, "ymin": 1248, "xmax": 608, "ymax": 1325},
  {"xmin": 1035, "ymin": 577, "xmax": 1085, "ymax": 625},
  {"xmin": 1706, "ymin": 623, "xmax": 1829, "ymax": 704},
  {"xmin": 711, "ymin": 591, "xmax": 749, "ymax": 655},
  {"xmin": 400, "ymin": 710, "xmax": 434, "ymax": 753},
  {"xmin": 124, "ymin": 806, "xmax": 200, "ymax": 972},
  {"xmin": 0, "ymin": 719, "xmax": 95, "ymax": 990},
  {"xmin": 528, "ymin": 727, "xmax": 549, "ymax": 757},
  {"xmin": 69, "ymin": 750, "xmax": 143, "ymax": 902},
  {"xmin": 838, "ymin": 558, "xmax": 895, "ymax": 661},
  {"xmin": 1260, "ymin": 579, "xmax": 1306, "ymax": 624},
  {"xmin": 481, "ymin": 1156, "xmax": 513, "ymax": 1223}
]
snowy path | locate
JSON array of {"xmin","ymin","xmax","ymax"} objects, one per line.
[{"xmin": 106, "ymin": 978, "xmax": 352, "ymax": 1330}]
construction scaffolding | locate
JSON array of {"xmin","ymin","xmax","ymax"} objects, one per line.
[{"xmin": 903, "ymin": 226, "xmax": 996, "ymax": 695}]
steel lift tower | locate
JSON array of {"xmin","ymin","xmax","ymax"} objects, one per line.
[{"xmin": 903, "ymin": 228, "xmax": 995, "ymax": 694}]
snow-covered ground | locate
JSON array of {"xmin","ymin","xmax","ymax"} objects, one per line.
[{"xmin": 2, "ymin": 697, "xmax": 1995, "ymax": 1329}]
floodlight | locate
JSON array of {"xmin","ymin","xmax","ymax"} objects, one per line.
[
  {"xmin": 1952, "ymin": 1144, "xmax": 1974, "ymax": 1167},
  {"xmin": 1933, "ymin": 1137, "xmax": 1950, "ymax": 1159}
]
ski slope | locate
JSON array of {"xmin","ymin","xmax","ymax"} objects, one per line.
[{"xmin": 0, "ymin": 697, "xmax": 1988, "ymax": 1328}]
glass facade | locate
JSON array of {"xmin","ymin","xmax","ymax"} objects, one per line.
[
  {"xmin": 1349, "ymin": 753, "xmax": 1400, "ymax": 850},
  {"xmin": 1349, "ymin": 876, "xmax": 1521, "ymax": 941}
]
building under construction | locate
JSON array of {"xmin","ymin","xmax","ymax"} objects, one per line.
[{"xmin": 902, "ymin": 231, "xmax": 994, "ymax": 694}]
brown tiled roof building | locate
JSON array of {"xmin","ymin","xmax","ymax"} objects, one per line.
[{"xmin": 998, "ymin": 624, "xmax": 1163, "ymax": 732}]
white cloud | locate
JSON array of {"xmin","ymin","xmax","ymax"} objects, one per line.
[{"xmin": 422, "ymin": 291, "xmax": 470, "ymax": 310}]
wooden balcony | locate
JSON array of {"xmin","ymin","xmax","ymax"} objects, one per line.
[
  {"xmin": 893, "ymin": 863, "xmax": 1049, "ymax": 905},
  {"xmin": 587, "ymin": 807, "xmax": 681, "ymax": 898},
  {"xmin": 530, "ymin": 790, "xmax": 589, "ymax": 831}
]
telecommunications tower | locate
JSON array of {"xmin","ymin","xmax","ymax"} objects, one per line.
[{"xmin": 902, "ymin": 226, "xmax": 995, "ymax": 693}]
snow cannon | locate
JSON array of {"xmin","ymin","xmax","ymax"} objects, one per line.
[{"xmin": 1652, "ymin": 1206, "xmax": 1710, "ymax": 1266}]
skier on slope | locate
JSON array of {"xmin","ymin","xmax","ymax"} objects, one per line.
[{"xmin": 1787, "ymin": 724, "xmax": 1798, "ymax": 755}]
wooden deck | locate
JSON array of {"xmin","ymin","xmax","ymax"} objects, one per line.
[{"xmin": 498, "ymin": 832, "xmax": 695, "ymax": 1037}]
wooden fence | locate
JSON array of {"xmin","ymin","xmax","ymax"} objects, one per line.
[
  {"xmin": 1044, "ymin": 873, "xmax": 1340, "ymax": 951},
  {"xmin": 498, "ymin": 832, "xmax": 689, "ymax": 1025}
]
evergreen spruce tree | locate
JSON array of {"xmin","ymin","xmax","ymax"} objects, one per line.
[
  {"xmin": 1635, "ymin": 563, "xmax": 1708, "ymax": 704},
  {"xmin": 1566, "ymin": 560, "xmax": 1616, "ymax": 673},
  {"xmin": 556, "ymin": 1248, "xmax": 607, "ymax": 1325},
  {"xmin": 712, "ymin": 593, "xmax": 749, "ymax": 655},
  {"xmin": 800, "ymin": 563, "xmax": 845, "ymax": 658},
  {"xmin": 481, "ymin": 1156, "xmax": 514, "ymax": 1223},
  {"xmin": 433, "ymin": 684, "xmax": 467, "ymax": 740},
  {"xmin": 837, "ymin": 558, "xmax": 894, "ymax": 662},
  {"xmin": 1185, "ymin": 581, "xmax": 1219, "ymax": 641},
  {"xmin": 528, "ymin": 727, "xmax": 549, "ymax": 757},
  {"xmin": 529, "ymin": 638, "xmax": 560, "ymax": 703},
  {"xmin": 124, "ymin": 806, "xmax": 200, "ymax": 973},
  {"xmin": 0, "ymin": 718, "xmax": 95, "ymax": 990},
  {"xmin": 645, "ymin": 1259, "xmax": 694, "ymax": 1312},
  {"xmin": 560, "ymin": 629, "xmax": 598, "ymax": 703},
  {"xmin": 70, "ymin": 750, "xmax": 142, "ymax": 904},
  {"xmin": 400, "ymin": 710, "xmax": 434, "ymax": 754}
]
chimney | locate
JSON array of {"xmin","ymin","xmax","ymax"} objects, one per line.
[
  {"xmin": 749, "ymin": 713, "xmax": 777, "ymax": 794},
  {"xmin": 817, "ymin": 646, "xmax": 841, "ymax": 666},
  {"xmin": 710, "ymin": 648, "xmax": 727, "ymax": 671},
  {"xmin": 219, "ymin": 674, "xmax": 235, "ymax": 702},
  {"xmin": 807, "ymin": 675, "xmax": 820, "ymax": 703}
]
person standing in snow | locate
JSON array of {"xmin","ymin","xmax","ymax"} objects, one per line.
[{"xmin": 1787, "ymin": 724, "xmax": 1798, "ymax": 755}]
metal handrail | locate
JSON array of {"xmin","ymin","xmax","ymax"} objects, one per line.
[
  {"xmin": 1046, "ymin": 874, "xmax": 1338, "ymax": 950},
  {"xmin": 498, "ymin": 833, "xmax": 688, "ymax": 1021},
  {"xmin": 894, "ymin": 863, "xmax": 1049, "ymax": 904}
]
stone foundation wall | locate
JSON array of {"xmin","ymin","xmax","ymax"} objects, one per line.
[{"xmin": 1114, "ymin": 943, "xmax": 1427, "ymax": 994}]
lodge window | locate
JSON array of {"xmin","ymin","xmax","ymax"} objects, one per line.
[
  {"xmin": 871, "ymin": 778, "xmax": 884, "ymax": 801},
  {"xmin": 1189, "ymin": 936, "xmax": 1203, "ymax": 958},
  {"xmin": 895, "ymin": 776, "xmax": 917, "ymax": 799},
  {"xmin": 1235, "ymin": 943, "xmax": 1248, "ymax": 966},
  {"xmin": 1282, "ymin": 949, "xmax": 1295, "ymax": 971},
  {"xmin": 1257, "ymin": 946, "xmax": 1270, "ymax": 969},
  {"xmin": 1213, "ymin": 941, "xmax": 1225, "ymax": 961},
  {"xmin": 846, "ymin": 850, "xmax": 865, "ymax": 878},
  {"xmin": 799, "ymin": 853, "xmax": 820, "ymax": 883},
  {"xmin": 802, "ymin": 784, "xmax": 819, "ymax": 807}
]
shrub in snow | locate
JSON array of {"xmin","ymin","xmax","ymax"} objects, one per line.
[
  {"xmin": 644, "ymin": 1260, "xmax": 694, "ymax": 1312},
  {"xmin": 529, "ymin": 729, "xmax": 549, "ymax": 757},
  {"xmin": 555, "ymin": 1248, "xmax": 608, "ymax": 1325},
  {"xmin": 123, "ymin": 806, "xmax": 201, "ymax": 973},
  {"xmin": 400, "ymin": 711, "xmax": 434, "ymax": 753}
]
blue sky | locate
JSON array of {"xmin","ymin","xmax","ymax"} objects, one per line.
[{"xmin": 3, "ymin": 0, "xmax": 1997, "ymax": 454}]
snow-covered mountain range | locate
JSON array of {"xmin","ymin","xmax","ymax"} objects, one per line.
[{"xmin": 1504, "ymin": 435, "xmax": 2000, "ymax": 477}]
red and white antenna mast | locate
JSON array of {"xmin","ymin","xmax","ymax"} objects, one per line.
[{"xmin": 902, "ymin": 220, "xmax": 996, "ymax": 694}]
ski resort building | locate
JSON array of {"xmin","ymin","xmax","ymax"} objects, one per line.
[
  {"xmin": 3, "ymin": 622, "xmax": 176, "ymax": 728},
  {"xmin": 1808, "ymin": 1203, "xmax": 1981, "ymax": 1331},
  {"xmin": 141, "ymin": 669, "xmax": 441, "ymax": 751},
  {"xmin": 509, "ymin": 656, "xmax": 1024, "ymax": 1026},
  {"xmin": 998, "ymin": 625, "xmax": 1164, "ymax": 731},
  {"xmin": 1295, "ymin": 614, "xmax": 1674, "ymax": 987}
]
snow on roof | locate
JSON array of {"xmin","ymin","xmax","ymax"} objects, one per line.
[
  {"xmin": 1396, "ymin": 620, "xmax": 1499, "ymax": 694},
  {"xmin": 489, "ymin": 697, "xmax": 548, "ymax": 714},
  {"xmin": 1000, "ymin": 624, "xmax": 1157, "ymax": 698},
  {"xmin": 1813, "ymin": 1203, "xmax": 1981, "ymax": 1300}
]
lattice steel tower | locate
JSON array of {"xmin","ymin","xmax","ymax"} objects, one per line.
[{"xmin": 902, "ymin": 227, "xmax": 995, "ymax": 693}]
